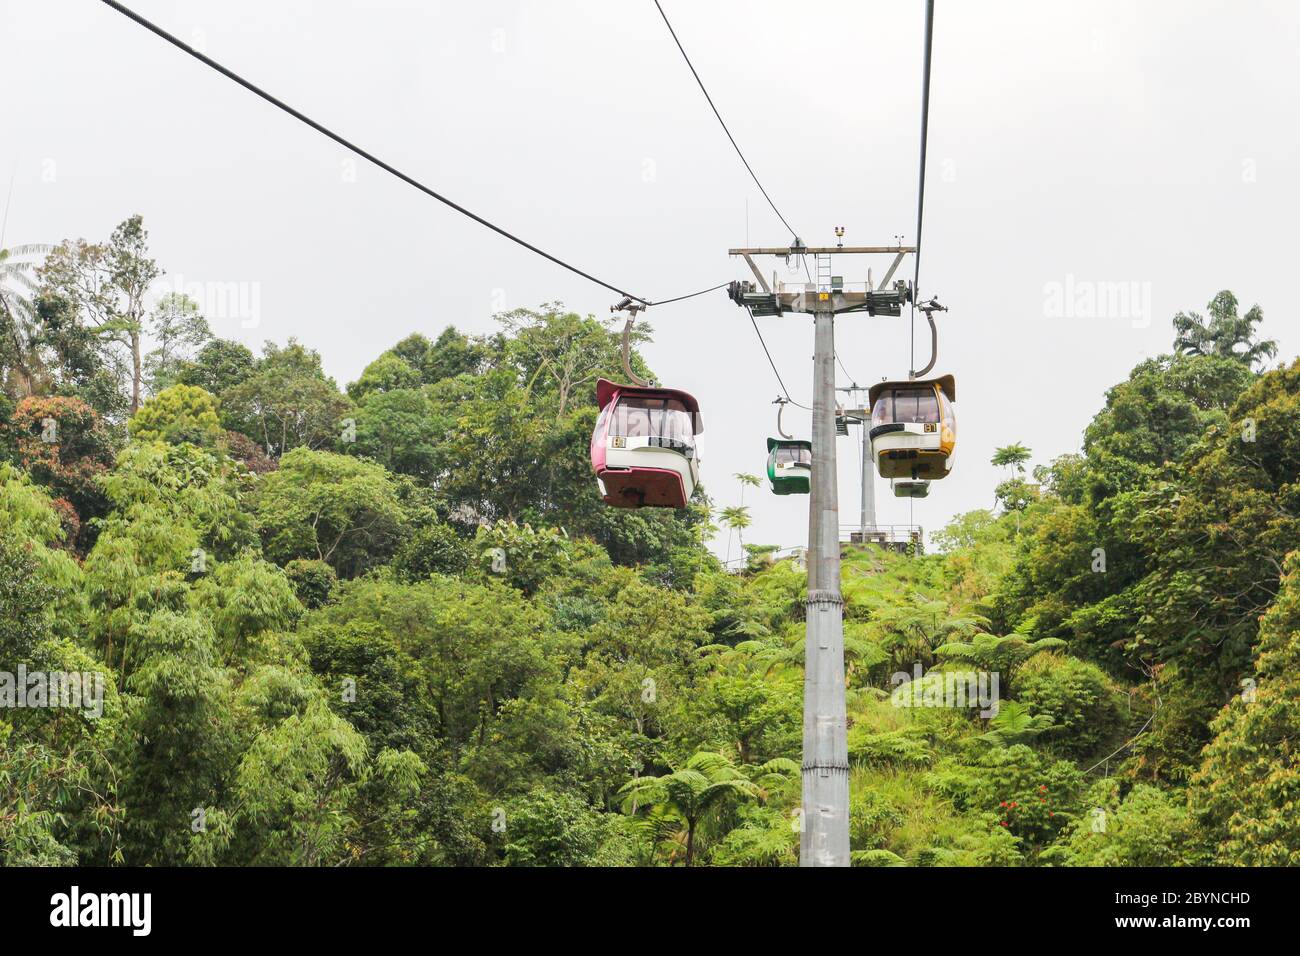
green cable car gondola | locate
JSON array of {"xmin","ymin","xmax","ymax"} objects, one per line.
[{"xmin": 767, "ymin": 437, "xmax": 812, "ymax": 495}]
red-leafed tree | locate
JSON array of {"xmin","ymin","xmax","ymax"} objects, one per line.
[{"xmin": 6, "ymin": 394, "xmax": 118, "ymax": 549}]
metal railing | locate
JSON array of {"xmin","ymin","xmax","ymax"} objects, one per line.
[{"xmin": 840, "ymin": 524, "xmax": 924, "ymax": 554}]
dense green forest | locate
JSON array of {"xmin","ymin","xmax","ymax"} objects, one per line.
[{"xmin": 2, "ymin": 216, "xmax": 1297, "ymax": 866}]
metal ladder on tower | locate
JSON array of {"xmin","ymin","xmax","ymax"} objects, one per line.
[{"xmin": 820, "ymin": 253, "xmax": 851, "ymax": 435}]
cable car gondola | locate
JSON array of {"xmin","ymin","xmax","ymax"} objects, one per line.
[
  {"xmin": 767, "ymin": 437, "xmax": 812, "ymax": 495},
  {"xmin": 590, "ymin": 378, "xmax": 703, "ymax": 509},
  {"xmin": 868, "ymin": 374, "xmax": 956, "ymax": 481}
]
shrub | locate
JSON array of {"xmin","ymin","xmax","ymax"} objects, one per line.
[
  {"xmin": 128, "ymin": 384, "xmax": 223, "ymax": 447},
  {"xmin": 1014, "ymin": 652, "xmax": 1125, "ymax": 759},
  {"xmin": 284, "ymin": 559, "xmax": 338, "ymax": 610}
]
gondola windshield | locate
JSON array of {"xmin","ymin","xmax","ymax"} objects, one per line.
[
  {"xmin": 610, "ymin": 395, "xmax": 697, "ymax": 449},
  {"xmin": 872, "ymin": 387, "xmax": 948, "ymax": 427},
  {"xmin": 774, "ymin": 444, "xmax": 812, "ymax": 466},
  {"xmin": 873, "ymin": 387, "xmax": 930, "ymax": 424}
]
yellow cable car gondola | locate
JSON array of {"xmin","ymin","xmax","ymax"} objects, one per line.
[{"xmin": 868, "ymin": 374, "xmax": 956, "ymax": 481}]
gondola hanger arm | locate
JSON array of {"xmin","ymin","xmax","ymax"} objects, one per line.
[
  {"xmin": 611, "ymin": 298, "xmax": 652, "ymax": 387},
  {"xmin": 773, "ymin": 396, "xmax": 793, "ymax": 440},
  {"xmin": 910, "ymin": 295, "xmax": 948, "ymax": 380}
]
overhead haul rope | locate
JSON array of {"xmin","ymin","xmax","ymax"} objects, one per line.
[
  {"xmin": 653, "ymin": 0, "xmax": 830, "ymax": 412},
  {"xmin": 650, "ymin": 281, "xmax": 731, "ymax": 306},
  {"xmin": 910, "ymin": 0, "xmax": 937, "ymax": 378},
  {"xmin": 100, "ymin": 0, "xmax": 714, "ymax": 308},
  {"xmin": 903, "ymin": 0, "xmax": 939, "ymax": 530},
  {"xmin": 652, "ymin": 0, "xmax": 801, "ymax": 244}
]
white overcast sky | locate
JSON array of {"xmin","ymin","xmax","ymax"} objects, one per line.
[{"xmin": 3, "ymin": 0, "xmax": 1298, "ymax": 559}]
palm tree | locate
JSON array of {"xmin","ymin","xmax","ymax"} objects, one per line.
[
  {"xmin": 990, "ymin": 443, "xmax": 1034, "ymax": 529},
  {"xmin": 619, "ymin": 751, "xmax": 761, "ymax": 866},
  {"xmin": 0, "ymin": 243, "xmax": 52, "ymax": 396},
  {"xmin": 733, "ymin": 472, "xmax": 761, "ymax": 504},
  {"xmin": 720, "ymin": 473, "xmax": 761, "ymax": 567},
  {"xmin": 1173, "ymin": 290, "xmax": 1277, "ymax": 369},
  {"xmin": 990, "ymin": 442, "xmax": 1031, "ymax": 478},
  {"xmin": 718, "ymin": 505, "xmax": 752, "ymax": 567}
]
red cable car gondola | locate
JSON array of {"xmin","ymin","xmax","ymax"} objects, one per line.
[{"xmin": 590, "ymin": 378, "xmax": 703, "ymax": 509}]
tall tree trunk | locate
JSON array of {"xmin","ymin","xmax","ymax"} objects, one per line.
[
  {"xmin": 12, "ymin": 365, "xmax": 33, "ymax": 398},
  {"xmin": 130, "ymin": 331, "xmax": 142, "ymax": 413},
  {"xmin": 685, "ymin": 820, "xmax": 696, "ymax": 867},
  {"xmin": 2, "ymin": 305, "xmax": 36, "ymax": 397}
]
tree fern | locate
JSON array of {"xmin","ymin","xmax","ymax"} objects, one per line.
[
  {"xmin": 618, "ymin": 751, "xmax": 762, "ymax": 866},
  {"xmin": 977, "ymin": 700, "xmax": 1055, "ymax": 747}
]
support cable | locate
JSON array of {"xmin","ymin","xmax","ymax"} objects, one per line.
[
  {"xmin": 835, "ymin": 352, "xmax": 859, "ymax": 388},
  {"xmin": 746, "ymin": 306, "xmax": 810, "ymax": 410},
  {"xmin": 1082, "ymin": 670, "xmax": 1163, "ymax": 776}
]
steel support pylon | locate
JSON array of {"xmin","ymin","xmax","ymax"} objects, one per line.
[
  {"xmin": 861, "ymin": 430, "xmax": 876, "ymax": 537},
  {"xmin": 801, "ymin": 310, "xmax": 850, "ymax": 866}
]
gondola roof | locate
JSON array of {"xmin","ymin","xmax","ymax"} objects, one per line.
[
  {"xmin": 868, "ymin": 373, "xmax": 956, "ymax": 407},
  {"xmin": 595, "ymin": 378, "xmax": 703, "ymax": 432},
  {"xmin": 767, "ymin": 437, "xmax": 812, "ymax": 452}
]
